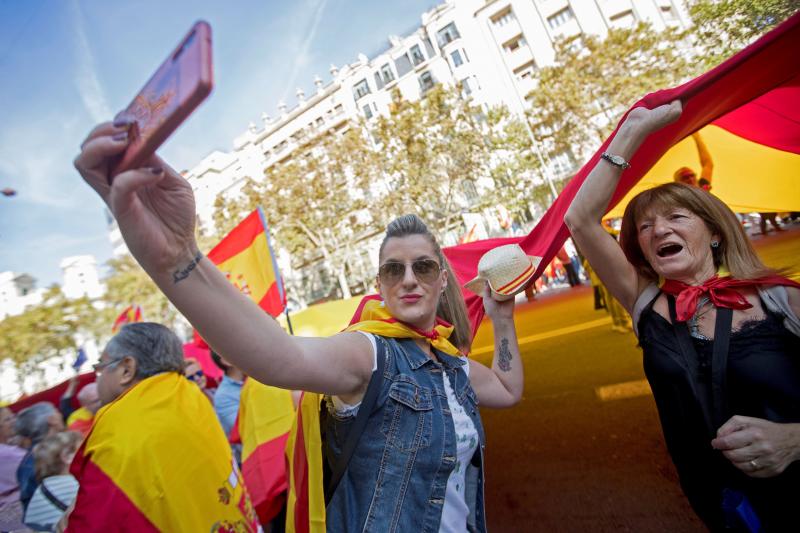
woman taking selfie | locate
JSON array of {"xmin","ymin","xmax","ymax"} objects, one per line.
[{"xmin": 74, "ymin": 120, "xmax": 525, "ymax": 532}]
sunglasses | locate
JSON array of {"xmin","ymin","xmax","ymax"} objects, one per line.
[
  {"xmin": 187, "ymin": 369, "xmax": 204, "ymax": 382},
  {"xmin": 93, "ymin": 358, "xmax": 122, "ymax": 375},
  {"xmin": 378, "ymin": 259, "xmax": 442, "ymax": 286}
]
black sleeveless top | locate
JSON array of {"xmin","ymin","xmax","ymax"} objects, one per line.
[{"xmin": 638, "ymin": 293, "xmax": 800, "ymax": 532}]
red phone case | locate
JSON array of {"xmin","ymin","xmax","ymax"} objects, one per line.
[{"xmin": 110, "ymin": 21, "xmax": 213, "ymax": 177}]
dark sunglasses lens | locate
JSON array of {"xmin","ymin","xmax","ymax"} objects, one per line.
[
  {"xmin": 412, "ymin": 259, "xmax": 440, "ymax": 283},
  {"xmin": 379, "ymin": 262, "xmax": 405, "ymax": 285}
]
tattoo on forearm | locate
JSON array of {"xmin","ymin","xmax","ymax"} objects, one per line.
[
  {"xmin": 498, "ymin": 338, "xmax": 512, "ymax": 372},
  {"xmin": 173, "ymin": 251, "xmax": 203, "ymax": 284}
]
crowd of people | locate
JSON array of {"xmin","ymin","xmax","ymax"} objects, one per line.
[{"xmin": 0, "ymin": 95, "xmax": 797, "ymax": 533}]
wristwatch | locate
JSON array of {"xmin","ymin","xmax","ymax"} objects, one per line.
[{"xmin": 601, "ymin": 152, "xmax": 631, "ymax": 170}]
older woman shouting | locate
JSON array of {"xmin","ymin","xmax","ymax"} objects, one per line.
[{"xmin": 565, "ymin": 101, "xmax": 800, "ymax": 532}]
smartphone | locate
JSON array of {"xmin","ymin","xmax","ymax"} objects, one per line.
[{"xmin": 110, "ymin": 21, "xmax": 213, "ymax": 177}]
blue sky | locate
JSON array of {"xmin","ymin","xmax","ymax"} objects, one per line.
[{"xmin": 0, "ymin": 0, "xmax": 438, "ymax": 288}]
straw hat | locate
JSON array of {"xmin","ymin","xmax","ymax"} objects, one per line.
[{"xmin": 464, "ymin": 244, "xmax": 541, "ymax": 301}]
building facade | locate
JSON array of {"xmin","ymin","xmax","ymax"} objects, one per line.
[{"xmin": 173, "ymin": 0, "xmax": 691, "ymax": 306}]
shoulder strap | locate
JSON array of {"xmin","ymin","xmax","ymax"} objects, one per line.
[
  {"xmin": 632, "ymin": 283, "xmax": 660, "ymax": 337},
  {"xmin": 325, "ymin": 336, "xmax": 387, "ymax": 504},
  {"xmin": 667, "ymin": 296, "xmax": 733, "ymax": 436},
  {"xmin": 38, "ymin": 479, "xmax": 69, "ymax": 512}
]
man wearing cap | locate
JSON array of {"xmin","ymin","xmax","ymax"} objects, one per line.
[{"xmin": 673, "ymin": 132, "xmax": 713, "ymax": 187}]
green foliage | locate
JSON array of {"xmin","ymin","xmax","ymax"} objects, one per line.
[
  {"xmin": 689, "ymin": 0, "xmax": 800, "ymax": 69},
  {"xmin": 528, "ymin": 23, "xmax": 691, "ymax": 161},
  {"xmin": 0, "ymin": 287, "xmax": 100, "ymax": 377},
  {"xmin": 103, "ymin": 255, "xmax": 179, "ymax": 327}
]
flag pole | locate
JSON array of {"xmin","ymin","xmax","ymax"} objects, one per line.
[{"xmin": 284, "ymin": 308, "xmax": 294, "ymax": 335}]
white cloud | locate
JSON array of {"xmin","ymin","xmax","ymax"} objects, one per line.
[
  {"xmin": 70, "ymin": 0, "xmax": 112, "ymax": 122},
  {"xmin": 279, "ymin": 0, "xmax": 330, "ymax": 103}
]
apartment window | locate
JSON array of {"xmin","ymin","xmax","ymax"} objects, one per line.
[
  {"xmin": 333, "ymin": 104, "xmax": 344, "ymax": 115},
  {"xmin": 410, "ymin": 44, "xmax": 425, "ymax": 66},
  {"xmin": 661, "ymin": 5, "xmax": 677, "ymax": 20},
  {"xmin": 418, "ymin": 71, "xmax": 435, "ymax": 92},
  {"xmin": 353, "ymin": 79, "xmax": 370, "ymax": 100},
  {"xmin": 436, "ymin": 22, "xmax": 461, "ymax": 47},
  {"xmin": 315, "ymin": 117, "xmax": 324, "ymax": 127},
  {"xmin": 462, "ymin": 181, "xmax": 479, "ymax": 203},
  {"xmin": 380, "ymin": 63, "xmax": 395, "ymax": 84},
  {"xmin": 395, "ymin": 54, "xmax": 412, "ymax": 77},
  {"xmin": 491, "ymin": 8, "xmax": 515, "ymax": 27},
  {"xmin": 451, "ymin": 49, "xmax": 464, "ymax": 68},
  {"xmin": 374, "ymin": 72, "xmax": 385, "ymax": 90},
  {"xmin": 504, "ymin": 34, "xmax": 527, "ymax": 53},
  {"xmin": 609, "ymin": 9, "xmax": 637, "ymax": 27},
  {"xmin": 547, "ymin": 7, "xmax": 575, "ymax": 29},
  {"xmin": 514, "ymin": 60, "xmax": 537, "ymax": 81},
  {"xmin": 461, "ymin": 78, "xmax": 472, "ymax": 96},
  {"xmin": 363, "ymin": 104, "xmax": 373, "ymax": 119}
]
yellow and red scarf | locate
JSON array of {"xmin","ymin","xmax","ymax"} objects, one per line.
[
  {"xmin": 67, "ymin": 373, "xmax": 258, "ymax": 532},
  {"xmin": 660, "ymin": 269, "xmax": 800, "ymax": 322},
  {"xmin": 285, "ymin": 295, "xmax": 461, "ymax": 532}
]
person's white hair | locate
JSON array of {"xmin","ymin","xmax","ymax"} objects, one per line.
[{"xmin": 104, "ymin": 322, "xmax": 185, "ymax": 379}]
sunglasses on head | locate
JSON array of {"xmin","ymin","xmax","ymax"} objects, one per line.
[{"xmin": 378, "ymin": 258, "xmax": 442, "ymax": 286}]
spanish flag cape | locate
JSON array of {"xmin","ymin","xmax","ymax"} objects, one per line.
[
  {"xmin": 285, "ymin": 295, "xmax": 461, "ymax": 533},
  {"xmin": 229, "ymin": 378, "xmax": 295, "ymax": 525},
  {"xmin": 66, "ymin": 373, "xmax": 259, "ymax": 532}
]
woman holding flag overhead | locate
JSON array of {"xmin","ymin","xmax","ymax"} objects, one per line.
[
  {"xmin": 565, "ymin": 101, "xmax": 800, "ymax": 531},
  {"xmin": 74, "ymin": 120, "xmax": 525, "ymax": 531}
]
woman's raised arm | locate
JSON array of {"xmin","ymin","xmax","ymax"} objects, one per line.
[
  {"xmin": 564, "ymin": 101, "xmax": 682, "ymax": 311},
  {"xmin": 75, "ymin": 120, "xmax": 374, "ymax": 396}
]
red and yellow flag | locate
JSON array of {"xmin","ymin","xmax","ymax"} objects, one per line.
[
  {"xmin": 111, "ymin": 304, "xmax": 142, "ymax": 333},
  {"xmin": 230, "ymin": 379, "xmax": 295, "ymax": 526},
  {"xmin": 208, "ymin": 208, "xmax": 286, "ymax": 317},
  {"xmin": 285, "ymin": 392, "xmax": 326, "ymax": 533},
  {"xmin": 66, "ymin": 373, "xmax": 258, "ymax": 532}
]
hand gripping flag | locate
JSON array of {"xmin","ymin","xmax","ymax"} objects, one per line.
[
  {"xmin": 208, "ymin": 207, "xmax": 286, "ymax": 317},
  {"xmin": 443, "ymin": 12, "xmax": 800, "ymax": 338},
  {"xmin": 229, "ymin": 379, "xmax": 295, "ymax": 526}
]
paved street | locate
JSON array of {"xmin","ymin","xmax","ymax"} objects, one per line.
[{"xmin": 470, "ymin": 226, "xmax": 800, "ymax": 532}]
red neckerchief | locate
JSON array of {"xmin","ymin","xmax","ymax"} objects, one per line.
[{"xmin": 660, "ymin": 274, "xmax": 800, "ymax": 322}]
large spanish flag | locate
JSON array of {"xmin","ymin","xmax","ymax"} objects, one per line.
[
  {"xmin": 444, "ymin": 12, "xmax": 800, "ymax": 337},
  {"xmin": 285, "ymin": 392, "xmax": 326, "ymax": 533},
  {"xmin": 66, "ymin": 373, "xmax": 259, "ymax": 532},
  {"xmin": 230, "ymin": 378, "xmax": 295, "ymax": 525},
  {"xmin": 208, "ymin": 207, "xmax": 286, "ymax": 317}
]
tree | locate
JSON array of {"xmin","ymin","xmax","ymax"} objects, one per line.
[
  {"xmin": 0, "ymin": 287, "xmax": 103, "ymax": 386},
  {"xmin": 689, "ymin": 0, "xmax": 800, "ymax": 69},
  {"xmin": 230, "ymin": 126, "xmax": 381, "ymax": 301},
  {"xmin": 372, "ymin": 85, "xmax": 495, "ymax": 239},
  {"xmin": 528, "ymin": 23, "xmax": 691, "ymax": 164},
  {"xmin": 103, "ymin": 255, "xmax": 181, "ymax": 328}
]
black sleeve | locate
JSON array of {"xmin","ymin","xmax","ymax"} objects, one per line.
[{"xmin": 59, "ymin": 396, "xmax": 74, "ymax": 421}]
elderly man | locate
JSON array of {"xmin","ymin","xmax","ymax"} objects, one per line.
[
  {"xmin": 14, "ymin": 402, "xmax": 65, "ymax": 511},
  {"xmin": 63, "ymin": 322, "xmax": 257, "ymax": 532}
]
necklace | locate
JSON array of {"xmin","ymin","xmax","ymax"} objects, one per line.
[{"xmin": 688, "ymin": 296, "xmax": 712, "ymax": 340}]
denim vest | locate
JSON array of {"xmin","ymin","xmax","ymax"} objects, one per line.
[{"xmin": 325, "ymin": 337, "xmax": 487, "ymax": 532}]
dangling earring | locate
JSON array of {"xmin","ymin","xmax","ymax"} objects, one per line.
[{"xmin": 710, "ymin": 240, "xmax": 720, "ymax": 249}]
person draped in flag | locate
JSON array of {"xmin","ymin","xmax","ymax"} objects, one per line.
[
  {"xmin": 74, "ymin": 117, "xmax": 525, "ymax": 531},
  {"xmin": 565, "ymin": 101, "xmax": 800, "ymax": 531},
  {"xmin": 61, "ymin": 323, "xmax": 258, "ymax": 532}
]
